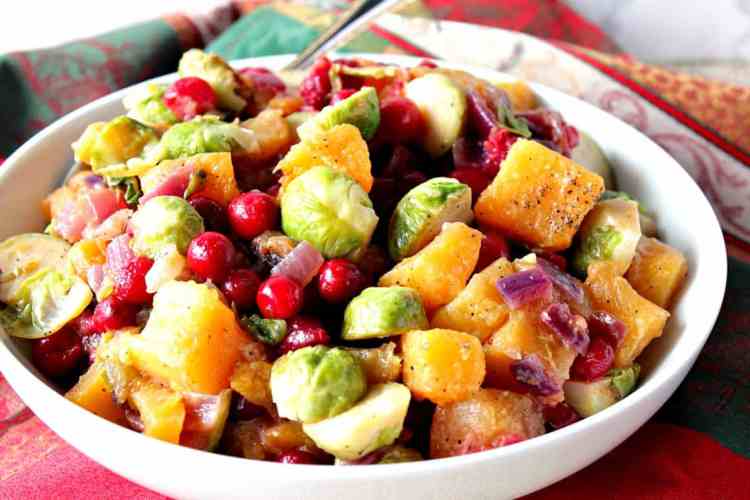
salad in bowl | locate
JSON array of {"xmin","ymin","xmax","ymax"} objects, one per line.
[{"xmin": 0, "ymin": 50, "xmax": 689, "ymax": 465}]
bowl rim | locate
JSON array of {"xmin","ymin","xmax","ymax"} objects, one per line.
[{"xmin": 0, "ymin": 53, "xmax": 727, "ymax": 484}]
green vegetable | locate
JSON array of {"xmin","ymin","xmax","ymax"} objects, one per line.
[
  {"xmin": 106, "ymin": 176, "xmax": 142, "ymax": 205},
  {"xmin": 342, "ymin": 287, "xmax": 428, "ymax": 341},
  {"xmin": 281, "ymin": 166, "xmax": 378, "ymax": 259},
  {"xmin": 571, "ymin": 199, "xmax": 642, "ymax": 277},
  {"xmin": 405, "ymin": 73, "xmax": 467, "ymax": 157},
  {"xmin": 563, "ymin": 364, "xmax": 640, "ymax": 417},
  {"xmin": 377, "ymin": 445, "xmax": 423, "ymax": 464},
  {"xmin": 270, "ymin": 345, "xmax": 367, "ymax": 424},
  {"xmin": 0, "ymin": 233, "xmax": 71, "ymax": 304},
  {"xmin": 302, "ymin": 383, "xmax": 411, "ymax": 460},
  {"xmin": 72, "ymin": 116, "xmax": 159, "ymax": 177},
  {"xmin": 571, "ymin": 131, "xmax": 614, "ymax": 189},
  {"xmin": 497, "ymin": 104, "xmax": 531, "ymax": 138},
  {"xmin": 122, "ymin": 83, "xmax": 178, "ymax": 128},
  {"xmin": 388, "ymin": 177, "xmax": 472, "ymax": 261},
  {"xmin": 600, "ymin": 190, "xmax": 658, "ymax": 236},
  {"xmin": 298, "ymin": 86, "xmax": 380, "ymax": 141},
  {"xmin": 241, "ymin": 314, "xmax": 287, "ymax": 345},
  {"xmin": 130, "ymin": 196, "xmax": 204, "ymax": 258},
  {"xmin": 178, "ymin": 49, "xmax": 246, "ymax": 112},
  {"xmin": 285, "ymin": 111, "xmax": 315, "ymax": 138},
  {"xmin": 160, "ymin": 117, "xmax": 258, "ymax": 160}
]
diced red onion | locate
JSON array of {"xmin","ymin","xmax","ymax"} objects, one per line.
[
  {"xmin": 180, "ymin": 392, "xmax": 229, "ymax": 450},
  {"xmin": 86, "ymin": 265, "xmax": 106, "ymax": 296},
  {"xmin": 537, "ymin": 258, "xmax": 585, "ymax": 306},
  {"xmin": 496, "ymin": 267, "xmax": 552, "ymax": 309},
  {"xmin": 510, "ymin": 354, "xmax": 560, "ymax": 396},
  {"xmin": 540, "ymin": 303, "xmax": 590, "ymax": 355},
  {"xmin": 336, "ymin": 447, "xmax": 389, "ymax": 465},
  {"xmin": 588, "ymin": 311, "xmax": 626, "ymax": 347},
  {"xmin": 518, "ymin": 110, "xmax": 580, "ymax": 157},
  {"xmin": 106, "ymin": 234, "xmax": 135, "ymax": 275},
  {"xmin": 86, "ymin": 187, "xmax": 126, "ymax": 223},
  {"xmin": 124, "ymin": 406, "xmax": 145, "ymax": 432},
  {"xmin": 271, "ymin": 241, "xmax": 324, "ymax": 287},
  {"xmin": 84, "ymin": 174, "xmax": 105, "ymax": 188},
  {"xmin": 53, "ymin": 198, "xmax": 89, "ymax": 242},
  {"xmin": 140, "ymin": 164, "xmax": 193, "ymax": 204},
  {"xmin": 83, "ymin": 208, "xmax": 133, "ymax": 241},
  {"xmin": 466, "ymin": 91, "xmax": 498, "ymax": 139}
]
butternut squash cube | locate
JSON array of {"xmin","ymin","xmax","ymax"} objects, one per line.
[
  {"xmin": 230, "ymin": 360, "xmax": 274, "ymax": 414},
  {"xmin": 496, "ymin": 81, "xmax": 538, "ymax": 112},
  {"xmin": 129, "ymin": 381, "xmax": 185, "ymax": 444},
  {"xmin": 625, "ymin": 237, "xmax": 688, "ymax": 309},
  {"xmin": 66, "ymin": 361, "xmax": 126, "ymax": 424}
]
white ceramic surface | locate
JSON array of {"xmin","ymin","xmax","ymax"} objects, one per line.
[{"xmin": 0, "ymin": 54, "xmax": 727, "ymax": 500}]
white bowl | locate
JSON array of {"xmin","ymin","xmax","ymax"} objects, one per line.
[{"xmin": 0, "ymin": 54, "xmax": 727, "ymax": 500}]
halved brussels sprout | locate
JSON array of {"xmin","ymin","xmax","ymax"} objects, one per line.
[
  {"xmin": 571, "ymin": 199, "xmax": 641, "ymax": 277},
  {"xmin": 144, "ymin": 244, "xmax": 187, "ymax": 294},
  {"xmin": 405, "ymin": 73, "xmax": 467, "ymax": 157},
  {"xmin": 388, "ymin": 177, "xmax": 472, "ymax": 261},
  {"xmin": 571, "ymin": 131, "xmax": 614, "ymax": 189},
  {"xmin": 241, "ymin": 314, "xmax": 287, "ymax": 345},
  {"xmin": 377, "ymin": 445, "xmax": 423, "ymax": 464},
  {"xmin": 72, "ymin": 116, "xmax": 159, "ymax": 177},
  {"xmin": 563, "ymin": 364, "xmax": 640, "ymax": 417},
  {"xmin": 178, "ymin": 49, "xmax": 247, "ymax": 112},
  {"xmin": 302, "ymin": 383, "xmax": 411, "ymax": 460},
  {"xmin": 285, "ymin": 111, "xmax": 316, "ymax": 139},
  {"xmin": 342, "ymin": 287, "xmax": 428, "ymax": 341},
  {"xmin": 298, "ymin": 87, "xmax": 380, "ymax": 141},
  {"xmin": 123, "ymin": 83, "xmax": 178, "ymax": 129},
  {"xmin": 600, "ymin": 190, "xmax": 657, "ymax": 237},
  {"xmin": 130, "ymin": 196, "xmax": 204, "ymax": 258},
  {"xmin": 270, "ymin": 345, "xmax": 367, "ymax": 424},
  {"xmin": 281, "ymin": 166, "xmax": 378, "ymax": 259},
  {"xmin": 160, "ymin": 117, "xmax": 258, "ymax": 160},
  {"xmin": 0, "ymin": 233, "xmax": 70, "ymax": 304}
]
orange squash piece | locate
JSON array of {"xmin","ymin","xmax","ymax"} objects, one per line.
[
  {"xmin": 625, "ymin": 237, "xmax": 688, "ymax": 309},
  {"xmin": 129, "ymin": 381, "xmax": 185, "ymax": 444},
  {"xmin": 496, "ymin": 81, "xmax": 538, "ymax": 112},
  {"xmin": 66, "ymin": 362, "xmax": 126, "ymax": 424},
  {"xmin": 474, "ymin": 139, "xmax": 604, "ymax": 252},
  {"xmin": 230, "ymin": 360, "xmax": 274, "ymax": 414}
]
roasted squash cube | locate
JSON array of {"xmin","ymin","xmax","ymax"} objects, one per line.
[
  {"xmin": 474, "ymin": 139, "xmax": 604, "ymax": 251},
  {"xmin": 230, "ymin": 360, "xmax": 274, "ymax": 414},
  {"xmin": 625, "ymin": 237, "xmax": 688, "ymax": 309},
  {"xmin": 496, "ymin": 81, "xmax": 537, "ymax": 112},
  {"xmin": 129, "ymin": 381, "xmax": 185, "ymax": 444},
  {"xmin": 66, "ymin": 361, "xmax": 126, "ymax": 424}
]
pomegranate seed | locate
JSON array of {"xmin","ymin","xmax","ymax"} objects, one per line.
[
  {"xmin": 588, "ymin": 311, "xmax": 626, "ymax": 348},
  {"xmin": 277, "ymin": 448, "xmax": 319, "ymax": 464},
  {"xmin": 163, "ymin": 76, "xmax": 217, "ymax": 121},
  {"xmin": 571, "ymin": 337, "xmax": 615, "ymax": 381},
  {"xmin": 222, "ymin": 268, "xmax": 262, "ymax": 310},
  {"xmin": 448, "ymin": 168, "xmax": 491, "ymax": 203},
  {"xmin": 32, "ymin": 327, "xmax": 84, "ymax": 378},
  {"xmin": 476, "ymin": 229, "xmax": 510, "ymax": 271},
  {"xmin": 331, "ymin": 88, "xmax": 357, "ymax": 104},
  {"xmin": 544, "ymin": 402, "xmax": 581, "ymax": 429},
  {"xmin": 279, "ymin": 316, "xmax": 330, "ymax": 354},
  {"xmin": 189, "ymin": 196, "xmax": 228, "ymax": 233},
  {"xmin": 93, "ymin": 297, "xmax": 139, "ymax": 332},
  {"xmin": 113, "ymin": 255, "xmax": 154, "ymax": 305},
  {"xmin": 299, "ymin": 57, "xmax": 332, "ymax": 110},
  {"xmin": 230, "ymin": 393, "xmax": 266, "ymax": 421},
  {"xmin": 228, "ymin": 192, "xmax": 279, "ymax": 240},
  {"xmin": 374, "ymin": 97, "xmax": 424, "ymax": 146},
  {"xmin": 257, "ymin": 276, "xmax": 303, "ymax": 319},
  {"xmin": 187, "ymin": 232, "xmax": 236, "ymax": 284},
  {"xmin": 317, "ymin": 259, "xmax": 367, "ymax": 304},
  {"xmin": 482, "ymin": 127, "xmax": 518, "ymax": 177}
]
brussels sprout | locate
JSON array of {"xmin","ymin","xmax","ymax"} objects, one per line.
[
  {"xmin": 130, "ymin": 196, "xmax": 204, "ymax": 258},
  {"xmin": 600, "ymin": 190, "xmax": 657, "ymax": 237},
  {"xmin": 405, "ymin": 73, "xmax": 467, "ymax": 157},
  {"xmin": 123, "ymin": 83, "xmax": 178, "ymax": 129},
  {"xmin": 342, "ymin": 287, "xmax": 428, "ymax": 341},
  {"xmin": 302, "ymin": 383, "xmax": 411, "ymax": 460},
  {"xmin": 72, "ymin": 116, "xmax": 160, "ymax": 177},
  {"xmin": 563, "ymin": 364, "xmax": 640, "ymax": 417},
  {"xmin": 270, "ymin": 345, "xmax": 367, "ymax": 423},
  {"xmin": 377, "ymin": 445, "xmax": 423, "ymax": 464},
  {"xmin": 144, "ymin": 244, "xmax": 187, "ymax": 294},
  {"xmin": 160, "ymin": 117, "xmax": 258, "ymax": 160},
  {"xmin": 298, "ymin": 87, "xmax": 380, "ymax": 141},
  {"xmin": 241, "ymin": 314, "xmax": 287, "ymax": 345},
  {"xmin": 388, "ymin": 177, "xmax": 472, "ymax": 261},
  {"xmin": 178, "ymin": 49, "xmax": 247, "ymax": 112},
  {"xmin": 281, "ymin": 166, "xmax": 378, "ymax": 259},
  {"xmin": 571, "ymin": 131, "xmax": 614, "ymax": 189},
  {"xmin": 285, "ymin": 111, "xmax": 316, "ymax": 139},
  {"xmin": 571, "ymin": 199, "xmax": 641, "ymax": 277},
  {"xmin": 0, "ymin": 233, "xmax": 70, "ymax": 304}
]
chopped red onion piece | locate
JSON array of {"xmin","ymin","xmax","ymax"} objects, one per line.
[
  {"xmin": 466, "ymin": 91, "xmax": 498, "ymax": 139},
  {"xmin": 540, "ymin": 303, "xmax": 590, "ymax": 355},
  {"xmin": 588, "ymin": 310, "xmax": 626, "ymax": 347},
  {"xmin": 271, "ymin": 241, "xmax": 324, "ymax": 287},
  {"xmin": 452, "ymin": 137, "xmax": 484, "ymax": 171},
  {"xmin": 518, "ymin": 110, "xmax": 580, "ymax": 157},
  {"xmin": 140, "ymin": 164, "xmax": 193, "ymax": 204},
  {"xmin": 496, "ymin": 267, "xmax": 552, "ymax": 309},
  {"xmin": 180, "ymin": 392, "xmax": 230, "ymax": 450},
  {"xmin": 537, "ymin": 258, "xmax": 585, "ymax": 306},
  {"xmin": 124, "ymin": 406, "xmax": 145, "ymax": 432},
  {"xmin": 106, "ymin": 234, "xmax": 135, "ymax": 275},
  {"xmin": 336, "ymin": 447, "xmax": 388, "ymax": 465},
  {"xmin": 510, "ymin": 354, "xmax": 560, "ymax": 396}
]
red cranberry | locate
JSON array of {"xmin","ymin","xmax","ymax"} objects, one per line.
[
  {"xmin": 257, "ymin": 276, "xmax": 303, "ymax": 319},
  {"xmin": 375, "ymin": 97, "xmax": 424, "ymax": 145},
  {"xmin": 277, "ymin": 448, "xmax": 319, "ymax": 464},
  {"xmin": 331, "ymin": 88, "xmax": 357, "ymax": 104},
  {"xmin": 476, "ymin": 229, "xmax": 510, "ymax": 271},
  {"xmin": 222, "ymin": 269, "xmax": 261, "ymax": 310},
  {"xmin": 163, "ymin": 77, "xmax": 217, "ymax": 121},
  {"xmin": 187, "ymin": 232, "xmax": 236, "ymax": 284},
  {"xmin": 280, "ymin": 316, "xmax": 330, "ymax": 354},
  {"xmin": 93, "ymin": 297, "xmax": 139, "ymax": 332},
  {"xmin": 571, "ymin": 337, "xmax": 615, "ymax": 381},
  {"xmin": 32, "ymin": 327, "xmax": 84, "ymax": 378},
  {"xmin": 317, "ymin": 259, "xmax": 367, "ymax": 304},
  {"xmin": 228, "ymin": 192, "xmax": 279, "ymax": 240},
  {"xmin": 482, "ymin": 127, "xmax": 518, "ymax": 177},
  {"xmin": 448, "ymin": 168, "xmax": 491, "ymax": 202},
  {"xmin": 70, "ymin": 310, "xmax": 97, "ymax": 338},
  {"xmin": 382, "ymin": 145, "xmax": 417, "ymax": 178},
  {"xmin": 588, "ymin": 311, "xmax": 626, "ymax": 348},
  {"xmin": 300, "ymin": 57, "xmax": 332, "ymax": 110},
  {"xmin": 189, "ymin": 196, "xmax": 228, "ymax": 232},
  {"xmin": 239, "ymin": 67, "xmax": 286, "ymax": 94},
  {"xmin": 112, "ymin": 255, "xmax": 154, "ymax": 305},
  {"xmin": 543, "ymin": 402, "xmax": 581, "ymax": 429}
]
